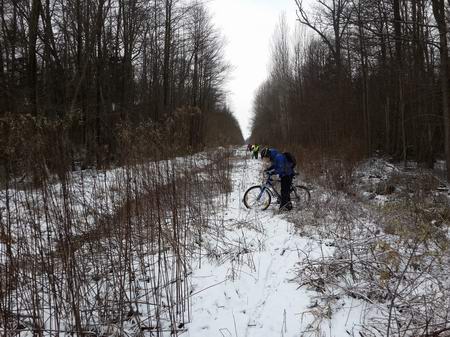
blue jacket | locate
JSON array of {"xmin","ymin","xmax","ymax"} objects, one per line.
[{"xmin": 266, "ymin": 148, "xmax": 294, "ymax": 177}]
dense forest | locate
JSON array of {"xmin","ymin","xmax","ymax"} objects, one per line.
[
  {"xmin": 250, "ymin": 0, "xmax": 450, "ymax": 179},
  {"xmin": 0, "ymin": 0, "xmax": 243, "ymax": 177}
]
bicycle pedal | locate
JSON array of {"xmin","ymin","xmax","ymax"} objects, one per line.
[{"xmin": 279, "ymin": 202, "xmax": 293, "ymax": 211}]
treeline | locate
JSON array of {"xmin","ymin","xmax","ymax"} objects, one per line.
[
  {"xmin": 0, "ymin": 0, "xmax": 243, "ymax": 173},
  {"xmin": 251, "ymin": 0, "xmax": 450, "ymax": 179}
]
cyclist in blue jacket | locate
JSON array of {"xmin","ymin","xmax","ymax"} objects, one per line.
[{"xmin": 260, "ymin": 148, "xmax": 294, "ymax": 210}]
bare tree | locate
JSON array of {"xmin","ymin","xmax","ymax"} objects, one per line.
[
  {"xmin": 251, "ymin": 0, "xmax": 447, "ymax": 177},
  {"xmin": 0, "ymin": 0, "xmax": 242, "ymax": 170},
  {"xmin": 431, "ymin": 0, "xmax": 450, "ymax": 180}
]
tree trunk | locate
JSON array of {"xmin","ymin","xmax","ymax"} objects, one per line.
[
  {"xmin": 432, "ymin": 0, "xmax": 450, "ymax": 180},
  {"xmin": 163, "ymin": 0, "xmax": 172, "ymax": 113}
]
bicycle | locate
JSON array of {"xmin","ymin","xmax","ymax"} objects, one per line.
[{"xmin": 243, "ymin": 172, "xmax": 311, "ymax": 210}]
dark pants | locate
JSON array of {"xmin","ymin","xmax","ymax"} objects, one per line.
[
  {"xmin": 280, "ymin": 175, "xmax": 293, "ymax": 209},
  {"xmin": 253, "ymin": 151, "xmax": 258, "ymax": 159}
]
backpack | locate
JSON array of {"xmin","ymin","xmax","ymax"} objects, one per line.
[{"xmin": 283, "ymin": 152, "xmax": 297, "ymax": 168}]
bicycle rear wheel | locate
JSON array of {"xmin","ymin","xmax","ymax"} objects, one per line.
[
  {"xmin": 243, "ymin": 186, "xmax": 271, "ymax": 210},
  {"xmin": 290, "ymin": 185, "xmax": 311, "ymax": 209}
]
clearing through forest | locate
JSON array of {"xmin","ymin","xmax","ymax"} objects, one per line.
[{"xmin": 186, "ymin": 148, "xmax": 367, "ymax": 337}]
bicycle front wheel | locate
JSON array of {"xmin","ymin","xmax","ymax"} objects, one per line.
[
  {"xmin": 243, "ymin": 186, "xmax": 271, "ymax": 210},
  {"xmin": 290, "ymin": 185, "xmax": 311, "ymax": 209}
]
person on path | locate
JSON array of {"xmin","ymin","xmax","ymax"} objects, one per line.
[
  {"xmin": 252, "ymin": 144, "xmax": 260, "ymax": 159},
  {"xmin": 260, "ymin": 147, "xmax": 294, "ymax": 210}
]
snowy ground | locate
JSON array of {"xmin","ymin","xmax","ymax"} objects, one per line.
[
  {"xmin": 186, "ymin": 148, "xmax": 366, "ymax": 337},
  {"xmin": 3, "ymin": 147, "xmax": 449, "ymax": 337}
]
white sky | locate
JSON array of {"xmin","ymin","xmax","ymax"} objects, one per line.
[{"xmin": 206, "ymin": 0, "xmax": 299, "ymax": 139}]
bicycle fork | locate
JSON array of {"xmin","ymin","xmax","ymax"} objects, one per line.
[{"xmin": 256, "ymin": 186, "xmax": 267, "ymax": 201}]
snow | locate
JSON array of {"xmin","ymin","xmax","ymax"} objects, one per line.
[
  {"xmin": 186, "ymin": 149, "xmax": 365, "ymax": 337},
  {"xmin": 4, "ymin": 147, "xmax": 448, "ymax": 336},
  {"xmin": 434, "ymin": 160, "xmax": 446, "ymax": 171}
]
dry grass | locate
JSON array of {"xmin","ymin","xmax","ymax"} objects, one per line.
[
  {"xmin": 0, "ymin": 120, "xmax": 236, "ymax": 336},
  {"xmin": 290, "ymin": 157, "xmax": 450, "ymax": 337}
]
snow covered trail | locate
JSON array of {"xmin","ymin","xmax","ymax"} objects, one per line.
[{"xmin": 186, "ymin": 148, "xmax": 360, "ymax": 337}]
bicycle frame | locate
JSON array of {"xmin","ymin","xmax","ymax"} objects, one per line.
[{"xmin": 256, "ymin": 175, "xmax": 281, "ymax": 201}]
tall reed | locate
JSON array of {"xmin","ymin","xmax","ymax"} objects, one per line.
[{"xmin": 0, "ymin": 118, "xmax": 234, "ymax": 336}]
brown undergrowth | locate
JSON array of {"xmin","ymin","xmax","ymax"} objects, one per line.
[
  {"xmin": 290, "ymin": 154, "xmax": 450, "ymax": 337},
  {"xmin": 0, "ymin": 122, "xmax": 235, "ymax": 336}
]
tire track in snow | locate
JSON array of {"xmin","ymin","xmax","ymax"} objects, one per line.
[{"xmin": 188, "ymin": 148, "xmax": 312, "ymax": 337}]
